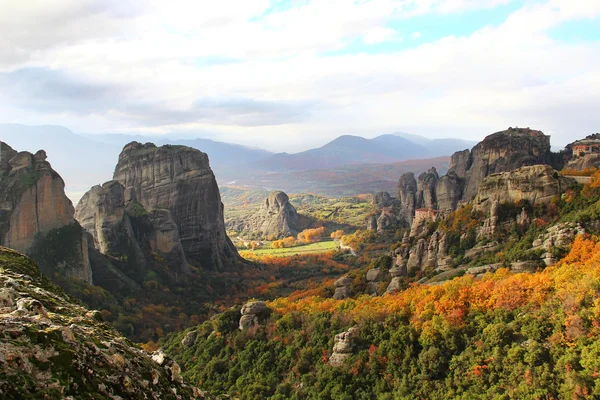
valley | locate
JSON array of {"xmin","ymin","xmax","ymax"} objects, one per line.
[{"xmin": 2, "ymin": 126, "xmax": 600, "ymax": 399}]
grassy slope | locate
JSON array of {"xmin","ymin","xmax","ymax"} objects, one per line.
[{"xmin": 243, "ymin": 241, "xmax": 337, "ymax": 257}]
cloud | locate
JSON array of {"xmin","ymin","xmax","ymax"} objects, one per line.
[
  {"xmin": 363, "ymin": 27, "xmax": 397, "ymax": 44},
  {"xmin": 0, "ymin": 0, "xmax": 598, "ymax": 152}
]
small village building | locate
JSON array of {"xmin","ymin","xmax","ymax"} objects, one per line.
[{"xmin": 572, "ymin": 139, "xmax": 600, "ymax": 156}]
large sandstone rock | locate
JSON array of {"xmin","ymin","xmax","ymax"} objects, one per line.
[
  {"xmin": 75, "ymin": 180, "xmax": 190, "ymax": 276},
  {"xmin": 0, "ymin": 141, "xmax": 93, "ymax": 283},
  {"xmin": 235, "ymin": 191, "xmax": 301, "ymax": 239},
  {"xmin": 417, "ymin": 168, "xmax": 439, "ymax": 209},
  {"xmin": 398, "ymin": 173, "xmax": 418, "ymax": 225},
  {"xmin": 473, "ymin": 165, "xmax": 577, "ymax": 214},
  {"xmin": 329, "ymin": 326, "xmax": 359, "ymax": 367},
  {"xmin": 333, "ymin": 275, "xmax": 353, "ymax": 300},
  {"xmin": 457, "ymin": 128, "xmax": 556, "ymax": 203},
  {"xmin": 113, "ymin": 142, "xmax": 240, "ymax": 271},
  {"xmin": 239, "ymin": 301, "xmax": 271, "ymax": 330}
]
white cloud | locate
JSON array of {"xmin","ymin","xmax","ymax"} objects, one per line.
[
  {"xmin": 411, "ymin": 31, "xmax": 422, "ymax": 39},
  {"xmin": 0, "ymin": 0, "xmax": 598, "ymax": 152},
  {"xmin": 363, "ymin": 27, "xmax": 397, "ymax": 44}
]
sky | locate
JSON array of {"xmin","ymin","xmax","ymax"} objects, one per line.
[{"xmin": 0, "ymin": 0, "xmax": 599, "ymax": 152}]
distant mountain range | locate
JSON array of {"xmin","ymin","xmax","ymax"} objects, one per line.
[
  {"xmin": 249, "ymin": 133, "xmax": 476, "ymax": 171},
  {"xmin": 0, "ymin": 123, "xmax": 475, "ymax": 201}
]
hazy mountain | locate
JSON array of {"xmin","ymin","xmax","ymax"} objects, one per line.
[
  {"xmin": 251, "ymin": 134, "xmax": 432, "ymax": 172},
  {"xmin": 220, "ymin": 156, "xmax": 451, "ymax": 196},
  {"xmin": 248, "ymin": 133, "xmax": 475, "ymax": 172},
  {"xmin": 391, "ymin": 132, "xmax": 477, "ymax": 155}
]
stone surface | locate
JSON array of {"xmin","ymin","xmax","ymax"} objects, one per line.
[
  {"xmin": 334, "ymin": 276, "xmax": 353, "ymax": 300},
  {"xmin": 75, "ymin": 179, "xmax": 190, "ymax": 276},
  {"xmin": 239, "ymin": 301, "xmax": 271, "ymax": 330},
  {"xmin": 114, "ymin": 142, "xmax": 240, "ymax": 271},
  {"xmin": 473, "ymin": 165, "xmax": 577, "ymax": 214},
  {"xmin": 0, "ymin": 246, "xmax": 204, "ymax": 399},
  {"xmin": 329, "ymin": 326, "xmax": 359, "ymax": 367},
  {"xmin": 237, "ymin": 191, "xmax": 301, "ymax": 239},
  {"xmin": 417, "ymin": 168, "xmax": 439, "ymax": 209},
  {"xmin": 0, "ymin": 141, "xmax": 93, "ymax": 283},
  {"xmin": 398, "ymin": 172, "xmax": 418, "ymax": 225}
]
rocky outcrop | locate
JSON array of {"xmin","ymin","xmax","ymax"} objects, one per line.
[
  {"xmin": 386, "ymin": 265, "xmax": 407, "ymax": 294},
  {"xmin": 398, "ymin": 128, "xmax": 558, "ymax": 223},
  {"xmin": 329, "ymin": 326, "xmax": 359, "ymax": 367},
  {"xmin": 0, "ymin": 246, "xmax": 203, "ymax": 399},
  {"xmin": 532, "ymin": 223, "xmax": 585, "ymax": 266},
  {"xmin": 366, "ymin": 268, "xmax": 384, "ymax": 295},
  {"xmin": 0, "ymin": 142, "xmax": 93, "ymax": 283},
  {"xmin": 473, "ymin": 165, "xmax": 577, "ymax": 214},
  {"xmin": 333, "ymin": 276, "xmax": 353, "ymax": 300},
  {"xmin": 373, "ymin": 191, "xmax": 394, "ymax": 208},
  {"xmin": 399, "ymin": 173, "xmax": 418, "ymax": 225},
  {"xmin": 112, "ymin": 142, "xmax": 240, "ymax": 271},
  {"xmin": 239, "ymin": 301, "xmax": 271, "ymax": 330},
  {"xmin": 457, "ymin": 128, "xmax": 555, "ymax": 203},
  {"xmin": 231, "ymin": 191, "xmax": 302, "ymax": 239},
  {"xmin": 75, "ymin": 180, "xmax": 191, "ymax": 277},
  {"xmin": 417, "ymin": 168, "xmax": 439, "ymax": 209}
]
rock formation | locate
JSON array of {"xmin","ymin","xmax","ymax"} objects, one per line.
[
  {"xmin": 366, "ymin": 268, "xmax": 384, "ymax": 295},
  {"xmin": 329, "ymin": 326, "xmax": 359, "ymax": 367},
  {"xmin": 75, "ymin": 180, "xmax": 190, "ymax": 277},
  {"xmin": 0, "ymin": 141, "xmax": 93, "ymax": 283},
  {"xmin": 88, "ymin": 141, "xmax": 240, "ymax": 271},
  {"xmin": 239, "ymin": 301, "xmax": 271, "ymax": 330},
  {"xmin": 417, "ymin": 168, "xmax": 439, "ymax": 209},
  {"xmin": 0, "ymin": 246, "xmax": 203, "ymax": 399},
  {"xmin": 229, "ymin": 191, "xmax": 302, "ymax": 239},
  {"xmin": 333, "ymin": 276, "xmax": 353, "ymax": 300},
  {"xmin": 373, "ymin": 191, "xmax": 394, "ymax": 208},
  {"xmin": 398, "ymin": 173, "xmax": 418, "ymax": 225},
  {"xmin": 397, "ymin": 128, "xmax": 559, "ymax": 223},
  {"xmin": 472, "ymin": 165, "xmax": 577, "ymax": 214}
]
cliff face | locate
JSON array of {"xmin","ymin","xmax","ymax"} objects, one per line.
[
  {"xmin": 457, "ymin": 127, "xmax": 555, "ymax": 202},
  {"xmin": 0, "ymin": 142, "xmax": 92, "ymax": 283},
  {"xmin": 473, "ymin": 165, "xmax": 577, "ymax": 214},
  {"xmin": 103, "ymin": 142, "xmax": 239, "ymax": 271},
  {"xmin": 398, "ymin": 128, "xmax": 557, "ymax": 220},
  {"xmin": 247, "ymin": 191, "xmax": 301, "ymax": 238},
  {"xmin": 0, "ymin": 246, "xmax": 203, "ymax": 399}
]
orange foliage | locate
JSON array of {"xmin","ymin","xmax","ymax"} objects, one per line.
[
  {"xmin": 330, "ymin": 230, "xmax": 345, "ymax": 240},
  {"xmin": 269, "ymin": 235, "xmax": 599, "ymax": 343},
  {"xmin": 298, "ymin": 227, "xmax": 327, "ymax": 244}
]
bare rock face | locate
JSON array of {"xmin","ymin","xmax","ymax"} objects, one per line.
[
  {"xmin": 76, "ymin": 181, "xmax": 128, "ymax": 255},
  {"xmin": 458, "ymin": 128, "xmax": 555, "ymax": 203},
  {"xmin": 75, "ymin": 180, "xmax": 190, "ymax": 277},
  {"xmin": 0, "ymin": 141, "xmax": 93, "ymax": 283},
  {"xmin": 239, "ymin": 301, "xmax": 271, "ymax": 331},
  {"xmin": 366, "ymin": 268, "xmax": 384, "ymax": 295},
  {"xmin": 398, "ymin": 173, "xmax": 418, "ymax": 225},
  {"xmin": 417, "ymin": 168, "xmax": 439, "ymax": 209},
  {"xmin": 113, "ymin": 142, "xmax": 240, "ymax": 271},
  {"xmin": 436, "ymin": 172, "xmax": 463, "ymax": 211},
  {"xmin": 329, "ymin": 327, "xmax": 359, "ymax": 367},
  {"xmin": 244, "ymin": 191, "xmax": 301, "ymax": 239},
  {"xmin": 0, "ymin": 246, "xmax": 201, "ymax": 399},
  {"xmin": 473, "ymin": 165, "xmax": 577, "ymax": 214},
  {"xmin": 333, "ymin": 276, "xmax": 353, "ymax": 300},
  {"xmin": 373, "ymin": 191, "xmax": 394, "ymax": 208}
]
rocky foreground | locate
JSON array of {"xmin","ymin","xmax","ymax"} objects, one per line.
[{"xmin": 0, "ymin": 246, "xmax": 209, "ymax": 399}]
